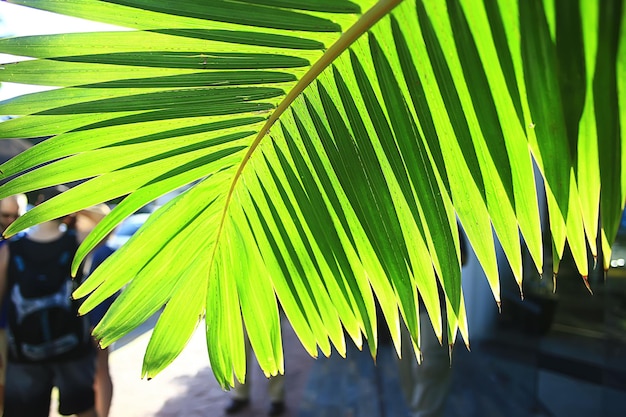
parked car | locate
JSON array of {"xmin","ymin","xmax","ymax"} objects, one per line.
[{"xmin": 108, "ymin": 212, "xmax": 151, "ymax": 250}]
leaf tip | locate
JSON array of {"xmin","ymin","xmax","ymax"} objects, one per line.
[{"xmin": 582, "ymin": 276, "xmax": 593, "ymax": 294}]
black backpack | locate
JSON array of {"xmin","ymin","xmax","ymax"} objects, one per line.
[{"xmin": 7, "ymin": 230, "xmax": 91, "ymax": 362}]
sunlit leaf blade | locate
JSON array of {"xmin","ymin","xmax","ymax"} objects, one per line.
[
  {"xmin": 342, "ymin": 46, "xmax": 442, "ymax": 347},
  {"xmin": 356, "ymin": 28, "xmax": 446, "ymax": 346},
  {"xmin": 518, "ymin": 0, "xmax": 574, "ymax": 275},
  {"xmin": 616, "ymin": 1, "xmax": 626, "ymax": 270},
  {"xmin": 396, "ymin": 1, "xmax": 494, "ymax": 315},
  {"xmin": 574, "ymin": 0, "xmax": 601, "ymax": 262},
  {"xmin": 102, "ymin": 0, "xmax": 345, "ymax": 32},
  {"xmin": 0, "ymin": 31, "xmax": 325, "ymax": 62},
  {"xmin": 228, "ymin": 216, "xmax": 284, "ymax": 378},
  {"xmin": 450, "ymin": 0, "xmax": 546, "ymax": 287},
  {"xmin": 275, "ymin": 109, "xmax": 377, "ymax": 354},
  {"xmin": 87, "ymin": 174, "xmax": 228, "ymax": 339},
  {"xmin": 0, "ymin": 58, "xmax": 301, "ymax": 87},
  {"xmin": 206, "ymin": 247, "xmax": 245, "ymax": 389},
  {"xmin": 142, "ymin": 263, "xmax": 206, "ymax": 379},
  {"xmin": 596, "ymin": 0, "xmax": 626, "ymax": 270},
  {"xmin": 1, "ymin": 115, "xmax": 264, "ymax": 178},
  {"xmin": 9, "ymin": 0, "xmax": 360, "ymax": 32},
  {"xmin": 1, "ymin": 0, "xmax": 624, "ymax": 387}
]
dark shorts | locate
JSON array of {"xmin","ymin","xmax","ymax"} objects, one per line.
[{"xmin": 4, "ymin": 351, "xmax": 96, "ymax": 417}]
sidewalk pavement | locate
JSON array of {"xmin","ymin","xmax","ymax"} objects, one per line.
[{"xmin": 50, "ymin": 317, "xmax": 626, "ymax": 417}]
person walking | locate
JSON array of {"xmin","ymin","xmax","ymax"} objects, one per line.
[
  {"xmin": 0, "ymin": 186, "xmax": 98, "ymax": 417},
  {"xmin": 225, "ymin": 329, "xmax": 286, "ymax": 416},
  {"xmin": 398, "ymin": 229, "xmax": 469, "ymax": 417},
  {"xmin": 77, "ymin": 204, "xmax": 119, "ymax": 417},
  {"xmin": 0, "ymin": 194, "xmax": 28, "ymax": 415}
]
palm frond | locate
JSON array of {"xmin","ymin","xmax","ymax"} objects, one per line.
[{"xmin": 1, "ymin": 0, "xmax": 624, "ymax": 387}]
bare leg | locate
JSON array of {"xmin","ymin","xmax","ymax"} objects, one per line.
[{"xmin": 93, "ymin": 348, "xmax": 112, "ymax": 417}]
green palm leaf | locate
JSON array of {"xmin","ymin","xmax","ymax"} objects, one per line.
[{"xmin": 1, "ymin": 0, "xmax": 624, "ymax": 387}]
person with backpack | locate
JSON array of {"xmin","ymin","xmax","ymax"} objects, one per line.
[{"xmin": 0, "ymin": 186, "xmax": 99, "ymax": 417}]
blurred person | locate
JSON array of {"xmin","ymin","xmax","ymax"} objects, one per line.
[
  {"xmin": 398, "ymin": 230, "xmax": 468, "ymax": 417},
  {"xmin": 226, "ymin": 330, "xmax": 286, "ymax": 416},
  {"xmin": 398, "ymin": 313, "xmax": 451, "ymax": 417},
  {"xmin": 0, "ymin": 194, "xmax": 27, "ymax": 233},
  {"xmin": 0, "ymin": 193, "xmax": 28, "ymax": 415},
  {"xmin": 0, "ymin": 186, "xmax": 98, "ymax": 417},
  {"xmin": 79, "ymin": 203, "xmax": 117, "ymax": 417}
]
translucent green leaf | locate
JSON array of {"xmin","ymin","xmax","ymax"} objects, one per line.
[{"xmin": 1, "ymin": 0, "xmax": 624, "ymax": 387}]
